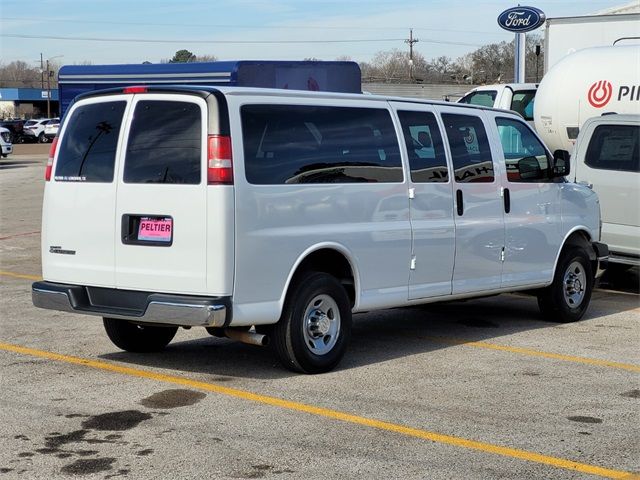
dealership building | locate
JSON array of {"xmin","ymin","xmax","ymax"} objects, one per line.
[{"xmin": 0, "ymin": 88, "xmax": 60, "ymax": 119}]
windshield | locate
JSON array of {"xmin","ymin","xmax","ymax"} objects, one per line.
[{"xmin": 458, "ymin": 90, "xmax": 497, "ymax": 107}]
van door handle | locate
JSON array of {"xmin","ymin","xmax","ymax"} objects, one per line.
[
  {"xmin": 503, "ymin": 188, "xmax": 511, "ymax": 214},
  {"xmin": 456, "ymin": 189, "xmax": 464, "ymax": 216}
]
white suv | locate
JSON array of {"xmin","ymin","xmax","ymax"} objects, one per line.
[
  {"xmin": 32, "ymin": 86, "xmax": 607, "ymax": 373},
  {"xmin": 23, "ymin": 118, "xmax": 52, "ymax": 143}
]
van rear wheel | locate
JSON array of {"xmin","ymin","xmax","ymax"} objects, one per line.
[
  {"xmin": 103, "ymin": 318, "xmax": 177, "ymax": 352},
  {"xmin": 271, "ymin": 272, "xmax": 351, "ymax": 374},
  {"xmin": 537, "ymin": 247, "xmax": 593, "ymax": 323}
]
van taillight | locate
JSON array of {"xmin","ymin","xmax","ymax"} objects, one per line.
[
  {"xmin": 45, "ymin": 136, "xmax": 59, "ymax": 181},
  {"xmin": 207, "ymin": 135, "xmax": 233, "ymax": 185}
]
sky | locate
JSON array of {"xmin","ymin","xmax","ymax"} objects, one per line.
[{"xmin": 0, "ymin": 0, "xmax": 633, "ymax": 67}]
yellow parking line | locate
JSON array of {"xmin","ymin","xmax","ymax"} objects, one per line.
[
  {"xmin": 0, "ymin": 342, "xmax": 635, "ymax": 479},
  {"xmin": 423, "ymin": 336, "xmax": 640, "ymax": 373},
  {"xmin": 0, "ymin": 270, "xmax": 41, "ymax": 281}
]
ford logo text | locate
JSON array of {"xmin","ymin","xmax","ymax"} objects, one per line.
[{"xmin": 497, "ymin": 6, "xmax": 545, "ymax": 33}]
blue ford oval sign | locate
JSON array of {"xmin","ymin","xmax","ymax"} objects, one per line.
[{"xmin": 498, "ymin": 6, "xmax": 545, "ymax": 33}]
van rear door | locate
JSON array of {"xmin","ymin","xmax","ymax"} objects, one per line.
[
  {"xmin": 114, "ymin": 94, "xmax": 209, "ymax": 294},
  {"xmin": 42, "ymin": 96, "xmax": 129, "ymax": 287}
]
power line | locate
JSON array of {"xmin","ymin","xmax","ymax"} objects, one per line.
[
  {"xmin": 0, "ymin": 16, "xmax": 503, "ymax": 36},
  {"xmin": 1, "ymin": 33, "xmax": 482, "ymax": 47},
  {"xmin": 2, "ymin": 33, "xmax": 405, "ymax": 45}
]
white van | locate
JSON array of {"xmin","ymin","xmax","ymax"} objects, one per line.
[
  {"xmin": 571, "ymin": 114, "xmax": 639, "ymax": 267},
  {"xmin": 32, "ymin": 86, "xmax": 607, "ymax": 373}
]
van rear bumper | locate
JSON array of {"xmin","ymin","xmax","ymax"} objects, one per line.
[{"xmin": 32, "ymin": 281, "xmax": 230, "ymax": 328}]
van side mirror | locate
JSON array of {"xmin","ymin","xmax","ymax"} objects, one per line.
[
  {"xmin": 518, "ymin": 156, "xmax": 543, "ymax": 180},
  {"xmin": 552, "ymin": 150, "xmax": 571, "ymax": 177}
]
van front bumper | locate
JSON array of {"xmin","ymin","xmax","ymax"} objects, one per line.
[{"xmin": 32, "ymin": 281, "xmax": 230, "ymax": 328}]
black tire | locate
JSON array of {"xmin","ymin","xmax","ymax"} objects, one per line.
[
  {"xmin": 103, "ymin": 318, "xmax": 177, "ymax": 352},
  {"xmin": 38, "ymin": 132, "xmax": 48, "ymax": 143},
  {"xmin": 537, "ymin": 247, "xmax": 593, "ymax": 323},
  {"xmin": 271, "ymin": 271, "xmax": 352, "ymax": 374},
  {"xmin": 1, "ymin": 154, "xmax": 7, "ymax": 158}
]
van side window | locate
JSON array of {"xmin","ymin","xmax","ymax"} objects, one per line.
[
  {"xmin": 441, "ymin": 113, "xmax": 494, "ymax": 183},
  {"xmin": 495, "ymin": 117, "xmax": 551, "ymax": 182},
  {"xmin": 585, "ymin": 125, "xmax": 640, "ymax": 173},
  {"xmin": 241, "ymin": 105, "xmax": 403, "ymax": 184},
  {"xmin": 124, "ymin": 101, "xmax": 201, "ymax": 184},
  {"xmin": 397, "ymin": 111, "xmax": 448, "ymax": 183},
  {"xmin": 54, "ymin": 101, "xmax": 126, "ymax": 182}
]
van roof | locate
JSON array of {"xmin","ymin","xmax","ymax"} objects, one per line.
[{"xmin": 73, "ymin": 84, "xmax": 522, "ymax": 118}]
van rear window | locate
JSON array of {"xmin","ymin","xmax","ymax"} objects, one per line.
[
  {"xmin": 124, "ymin": 101, "xmax": 202, "ymax": 184},
  {"xmin": 54, "ymin": 101, "xmax": 126, "ymax": 182},
  {"xmin": 241, "ymin": 105, "xmax": 403, "ymax": 184}
]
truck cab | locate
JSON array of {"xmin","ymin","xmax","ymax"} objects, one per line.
[{"xmin": 458, "ymin": 83, "xmax": 538, "ymax": 126}]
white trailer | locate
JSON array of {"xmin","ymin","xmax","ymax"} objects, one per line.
[{"xmin": 544, "ymin": 13, "xmax": 640, "ymax": 73}]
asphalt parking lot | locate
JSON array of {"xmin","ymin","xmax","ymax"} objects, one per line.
[{"xmin": 1, "ymin": 150, "xmax": 639, "ymax": 479}]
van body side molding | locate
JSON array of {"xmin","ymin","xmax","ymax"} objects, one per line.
[{"xmin": 32, "ymin": 281, "xmax": 229, "ymax": 328}]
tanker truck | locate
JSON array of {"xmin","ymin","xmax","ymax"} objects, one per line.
[{"xmin": 534, "ymin": 44, "xmax": 640, "ymax": 153}]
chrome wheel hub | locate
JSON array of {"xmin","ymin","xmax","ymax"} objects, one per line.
[
  {"xmin": 563, "ymin": 261, "xmax": 586, "ymax": 308},
  {"xmin": 303, "ymin": 294, "xmax": 340, "ymax": 356}
]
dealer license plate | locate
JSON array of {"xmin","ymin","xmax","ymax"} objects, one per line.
[{"xmin": 138, "ymin": 217, "xmax": 173, "ymax": 243}]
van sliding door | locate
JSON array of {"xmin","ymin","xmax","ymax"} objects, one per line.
[{"xmin": 391, "ymin": 102, "xmax": 456, "ymax": 299}]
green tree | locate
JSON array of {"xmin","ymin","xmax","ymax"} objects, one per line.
[{"xmin": 170, "ymin": 49, "xmax": 196, "ymax": 63}]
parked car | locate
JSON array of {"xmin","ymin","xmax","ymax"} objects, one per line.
[
  {"xmin": 570, "ymin": 113, "xmax": 639, "ymax": 267},
  {"xmin": 0, "ymin": 119, "xmax": 25, "ymax": 143},
  {"xmin": 23, "ymin": 118, "xmax": 52, "ymax": 143},
  {"xmin": 32, "ymin": 86, "xmax": 608, "ymax": 374},
  {"xmin": 0, "ymin": 126, "xmax": 13, "ymax": 157},
  {"xmin": 44, "ymin": 118, "xmax": 60, "ymax": 140}
]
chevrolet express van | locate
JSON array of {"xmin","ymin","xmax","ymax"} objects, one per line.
[{"xmin": 33, "ymin": 86, "xmax": 607, "ymax": 373}]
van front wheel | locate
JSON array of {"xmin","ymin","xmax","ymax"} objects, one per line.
[
  {"xmin": 272, "ymin": 272, "xmax": 352, "ymax": 374},
  {"xmin": 103, "ymin": 318, "xmax": 177, "ymax": 352},
  {"xmin": 537, "ymin": 247, "xmax": 593, "ymax": 323}
]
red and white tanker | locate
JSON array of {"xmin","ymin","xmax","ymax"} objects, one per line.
[{"xmin": 534, "ymin": 44, "xmax": 640, "ymax": 152}]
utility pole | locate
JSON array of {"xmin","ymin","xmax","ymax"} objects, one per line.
[
  {"xmin": 405, "ymin": 29, "xmax": 419, "ymax": 82},
  {"xmin": 46, "ymin": 59, "xmax": 51, "ymax": 118}
]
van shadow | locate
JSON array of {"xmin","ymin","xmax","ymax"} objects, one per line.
[
  {"xmin": 99, "ymin": 292, "xmax": 634, "ymax": 380},
  {"xmin": 0, "ymin": 160, "xmax": 40, "ymax": 170}
]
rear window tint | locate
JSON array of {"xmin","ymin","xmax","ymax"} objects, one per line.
[
  {"xmin": 441, "ymin": 113, "xmax": 495, "ymax": 183},
  {"xmin": 397, "ymin": 110, "xmax": 449, "ymax": 183},
  {"xmin": 241, "ymin": 105, "xmax": 403, "ymax": 184},
  {"xmin": 124, "ymin": 100, "xmax": 202, "ymax": 184},
  {"xmin": 54, "ymin": 101, "xmax": 125, "ymax": 182},
  {"xmin": 585, "ymin": 124, "xmax": 639, "ymax": 173}
]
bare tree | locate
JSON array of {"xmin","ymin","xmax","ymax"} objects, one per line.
[
  {"xmin": 195, "ymin": 54, "xmax": 218, "ymax": 62},
  {"xmin": 0, "ymin": 61, "xmax": 42, "ymax": 88}
]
